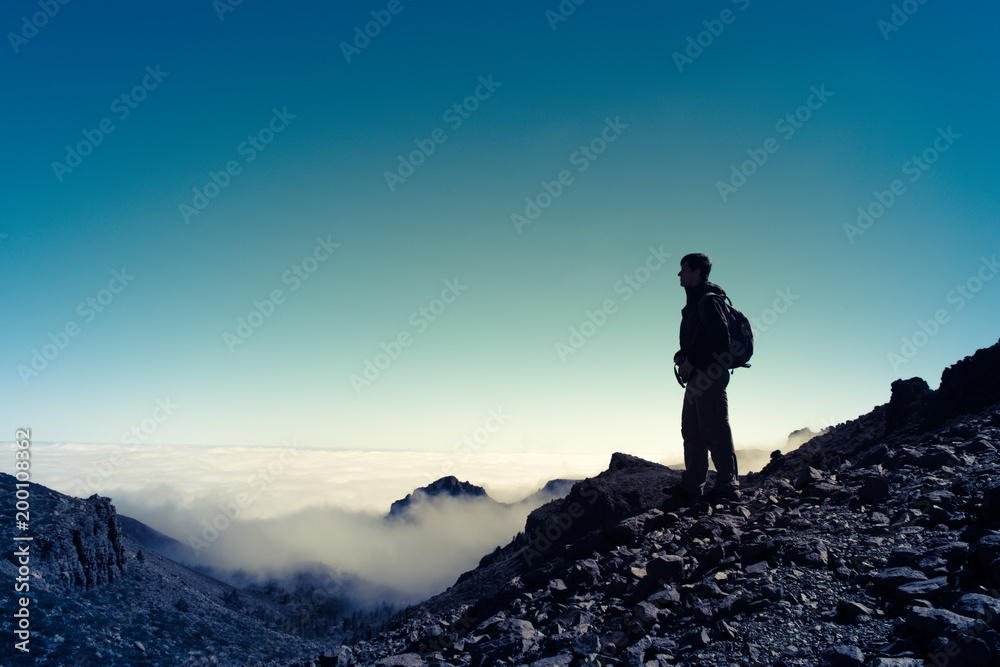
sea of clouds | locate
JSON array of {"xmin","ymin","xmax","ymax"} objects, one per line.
[{"xmin": 4, "ymin": 443, "xmax": 777, "ymax": 601}]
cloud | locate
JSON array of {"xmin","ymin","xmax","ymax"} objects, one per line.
[
  {"xmin": 7, "ymin": 442, "xmax": 783, "ymax": 602},
  {"xmin": 13, "ymin": 443, "xmax": 618, "ymax": 602}
]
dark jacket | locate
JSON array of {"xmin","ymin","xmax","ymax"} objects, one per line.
[{"xmin": 678, "ymin": 281, "xmax": 731, "ymax": 371}]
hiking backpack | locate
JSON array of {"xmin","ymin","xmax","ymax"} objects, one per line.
[{"xmin": 698, "ymin": 293, "xmax": 754, "ymax": 369}]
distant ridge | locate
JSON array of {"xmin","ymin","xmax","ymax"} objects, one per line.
[{"xmin": 386, "ymin": 475, "xmax": 494, "ymax": 520}]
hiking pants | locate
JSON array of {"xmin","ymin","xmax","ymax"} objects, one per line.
[{"xmin": 680, "ymin": 367, "xmax": 738, "ymax": 494}]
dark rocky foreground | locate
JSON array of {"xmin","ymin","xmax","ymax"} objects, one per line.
[{"xmin": 284, "ymin": 339, "xmax": 1000, "ymax": 667}]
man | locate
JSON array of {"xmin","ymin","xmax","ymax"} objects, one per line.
[{"xmin": 666, "ymin": 253, "xmax": 740, "ymax": 504}]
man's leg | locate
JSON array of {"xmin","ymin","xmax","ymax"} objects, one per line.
[
  {"xmin": 702, "ymin": 372, "xmax": 739, "ymax": 491},
  {"xmin": 680, "ymin": 370, "xmax": 712, "ymax": 495}
]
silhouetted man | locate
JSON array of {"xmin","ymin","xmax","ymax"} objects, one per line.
[{"xmin": 667, "ymin": 253, "xmax": 740, "ymax": 503}]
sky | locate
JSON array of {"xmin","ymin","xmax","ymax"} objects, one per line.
[{"xmin": 3, "ymin": 0, "xmax": 1000, "ymax": 464}]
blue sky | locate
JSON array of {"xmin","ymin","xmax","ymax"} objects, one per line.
[{"xmin": 3, "ymin": 0, "xmax": 999, "ymax": 459}]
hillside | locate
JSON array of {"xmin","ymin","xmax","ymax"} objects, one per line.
[
  {"xmin": 0, "ymin": 474, "xmax": 328, "ymax": 666},
  {"xmin": 284, "ymin": 338, "xmax": 1000, "ymax": 666}
]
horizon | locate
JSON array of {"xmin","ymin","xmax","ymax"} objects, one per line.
[{"xmin": 4, "ymin": 3, "xmax": 999, "ymax": 474}]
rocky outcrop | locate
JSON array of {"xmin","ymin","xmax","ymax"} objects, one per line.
[
  {"xmin": 933, "ymin": 337, "xmax": 1000, "ymax": 423},
  {"xmin": 0, "ymin": 474, "xmax": 332, "ymax": 666},
  {"xmin": 387, "ymin": 476, "xmax": 493, "ymax": 520},
  {"xmin": 0, "ymin": 476, "xmax": 126, "ymax": 592},
  {"xmin": 885, "ymin": 377, "xmax": 933, "ymax": 434}
]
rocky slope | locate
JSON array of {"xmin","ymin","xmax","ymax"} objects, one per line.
[
  {"xmin": 284, "ymin": 338, "xmax": 1000, "ymax": 667},
  {"xmin": 0, "ymin": 475, "xmax": 328, "ymax": 666}
]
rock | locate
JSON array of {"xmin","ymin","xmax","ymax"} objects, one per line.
[
  {"xmin": 548, "ymin": 579, "xmax": 570, "ymax": 600},
  {"xmin": 646, "ymin": 586, "xmax": 681, "ymax": 608},
  {"xmin": 795, "ymin": 466, "xmax": 825, "ymax": 490},
  {"xmin": 714, "ymin": 619, "xmax": 738, "ymax": 641},
  {"xmin": 916, "ymin": 447, "xmax": 961, "ymax": 468},
  {"xmin": 950, "ymin": 593, "xmax": 1000, "ymax": 630},
  {"xmin": 933, "ymin": 339, "xmax": 1000, "ymax": 422},
  {"xmin": 926, "ymin": 635, "xmax": 992, "ymax": 667},
  {"xmin": 645, "ymin": 555, "xmax": 684, "ymax": 584},
  {"xmin": 567, "ymin": 559, "xmax": 601, "ymax": 589},
  {"xmin": 984, "ymin": 483, "xmax": 1000, "ymax": 522},
  {"xmin": 608, "ymin": 516, "xmax": 645, "ymax": 546},
  {"xmin": 471, "ymin": 619, "xmax": 543, "ymax": 664},
  {"xmin": 916, "ymin": 541, "xmax": 969, "ymax": 574},
  {"xmin": 901, "ymin": 606, "xmax": 981, "ymax": 636},
  {"xmin": 327, "ymin": 647, "xmax": 354, "ymax": 666},
  {"xmin": 375, "ymin": 654, "xmax": 427, "ymax": 667},
  {"xmin": 569, "ymin": 630, "xmax": 600, "ymax": 656},
  {"xmin": 859, "ymin": 476, "xmax": 892, "ymax": 503},
  {"xmin": 856, "ymin": 444, "xmax": 890, "ymax": 468},
  {"xmin": 528, "ymin": 654, "xmax": 574, "ymax": 667},
  {"xmin": 836, "ymin": 601, "xmax": 875, "ymax": 624},
  {"xmin": 787, "ymin": 540, "xmax": 829, "ymax": 568},
  {"xmin": 762, "ymin": 583, "xmax": 784, "ymax": 601},
  {"xmin": 895, "ymin": 576, "xmax": 950, "ymax": 601},
  {"xmin": 632, "ymin": 602, "xmax": 659, "ymax": 629},
  {"xmin": 821, "ymin": 644, "xmax": 864, "ymax": 666},
  {"xmin": 887, "ymin": 546, "xmax": 921, "ymax": 567},
  {"xmin": 871, "ymin": 567, "xmax": 927, "ymax": 589},
  {"xmin": 679, "ymin": 627, "xmax": 710, "ymax": 650},
  {"xmin": 885, "ymin": 377, "xmax": 933, "ymax": 433}
]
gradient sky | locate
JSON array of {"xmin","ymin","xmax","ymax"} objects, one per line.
[{"xmin": 3, "ymin": 0, "xmax": 999, "ymax": 460}]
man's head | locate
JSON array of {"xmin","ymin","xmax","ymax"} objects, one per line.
[{"xmin": 679, "ymin": 253, "xmax": 711, "ymax": 288}]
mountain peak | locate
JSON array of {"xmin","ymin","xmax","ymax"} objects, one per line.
[{"xmin": 386, "ymin": 476, "xmax": 491, "ymax": 520}]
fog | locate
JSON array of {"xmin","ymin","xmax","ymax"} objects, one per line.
[
  {"xmin": 112, "ymin": 488, "xmax": 559, "ymax": 602},
  {"xmin": 11, "ymin": 441, "xmax": 797, "ymax": 603},
  {"xmin": 16, "ymin": 444, "xmax": 618, "ymax": 602}
]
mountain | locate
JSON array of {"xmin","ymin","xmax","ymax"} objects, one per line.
[
  {"xmin": 386, "ymin": 476, "xmax": 496, "ymax": 521},
  {"xmin": 518, "ymin": 479, "xmax": 579, "ymax": 508},
  {"xmin": 0, "ymin": 475, "xmax": 329, "ymax": 665},
  {"xmin": 118, "ymin": 513, "xmax": 192, "ymax": 565},
  {"xmin": 283, "ymin": 337, "xmax": 1000, "ymax": 667}
]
